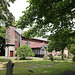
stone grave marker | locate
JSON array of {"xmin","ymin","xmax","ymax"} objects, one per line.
[{"xmin": 6, "ymin": 60, "xmax": 14, "ymax": 75}]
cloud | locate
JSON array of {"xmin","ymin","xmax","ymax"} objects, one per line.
[{"xmin": 9, "ymin": 0, "xmax": 29, "ymax": 21}]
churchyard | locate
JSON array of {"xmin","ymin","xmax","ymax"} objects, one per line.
[{"xmin": 0, "ymin": 57, "xmax": 75, "ymax": 75}]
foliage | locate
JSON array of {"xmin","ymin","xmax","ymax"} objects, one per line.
[
  {"xmin": 0, "ymin": 26, "xmax": 6, "ymax": 38},
  {"xmin": 72, "ymin": 55, "xmax": 75, "ymax": 62},
  {"xmin": 17, "ymin": 0, "xmax": 75, "ymax": 38},
  {"xmin": 16, "ymin": 45, "xmax": 34, "ymax": 59},
  {"xmin": 0, "ymin": 0, "xmax": 15, "ymax": 26},
  {"xmin": 0, "ymin": 26, "xmax": 6, "ymax": 56},
  {"xmin": 43, "ymin": 54, "xmax": 47, "ymax": 60},
  {"xmin": 70, "ymin": 44, "xmax": 75, "ymax": 51},
  {"xmin": 47, "ymin": 29, "xmax": 75, "ymax": 59},
  {"xmin": 70, "ymin": 49, "xmax": 75, "ymax": 55}
]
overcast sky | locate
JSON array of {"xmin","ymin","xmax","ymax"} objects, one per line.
[{"xmin": 9, "ymin": 0, "xmax": 29, "ymax": 21}]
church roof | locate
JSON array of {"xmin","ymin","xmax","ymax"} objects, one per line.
[
  {"xmin": 15, "ymin": 28, "xmax": 48, "ymax": 42},
  {"xmin": 30, "ymin": 42, "xmax": 45, "ymax": 48}
]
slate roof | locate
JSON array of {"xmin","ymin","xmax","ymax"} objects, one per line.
[
  {"xmin": 15, "ymin": 29, "xmax": 24, "ymax": 35},
  {"xmin": 15, "ymin": 28, "xmax": 48, "ymax": 42}
]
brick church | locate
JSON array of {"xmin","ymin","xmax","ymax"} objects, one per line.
[{"xmin": 5, "ymin": 26, "xmax": 48, "ymax": 57}]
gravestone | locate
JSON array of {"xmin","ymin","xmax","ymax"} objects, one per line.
[
  {"xmin": 49, "ymin": 54, "xmax": 54, "ymax": 61},
  {"xmin": 6, "ymin": 60, "xmax": 14, "ymax": 75}
]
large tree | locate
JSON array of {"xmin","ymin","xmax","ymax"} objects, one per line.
[
  {"xmin": 0, "ymin": 0, "xmax": 15, "ymax": 26},
  {"xmin": 0, "ymin": 0, "xmax": 15, "ymax": 55},
  {"xmin": 17, "ymin": 0, "xmax": 75, "ymax": 36},
  {"xmin": 47, "ymin": 28, "xmax": 74, "ymax": 59}
]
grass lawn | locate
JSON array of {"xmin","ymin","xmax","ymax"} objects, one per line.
[{"xmin": 0, "ymin": 58, "xmax": 75, "ymax": 75}]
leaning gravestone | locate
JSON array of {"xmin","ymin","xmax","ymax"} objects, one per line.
[{"xmin": 6, "ymin": 60, "xmax": 14, "ymax": 75}]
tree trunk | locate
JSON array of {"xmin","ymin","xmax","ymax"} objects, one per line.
[
  {"xmin": 17, "ymin": 55, "xmax": 19, "ymax": 60},
  {"xmin": 61, "ymin": 50, "xmax": 64, "ymax": 60}
]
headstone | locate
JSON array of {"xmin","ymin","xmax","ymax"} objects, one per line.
[
  {"xmin": 49, "ymin": 54, "xmax": 54, "ymax": 61},
  {"xmin": 6, "ymin": 60, "xmax": 14, "ymax": 75}
]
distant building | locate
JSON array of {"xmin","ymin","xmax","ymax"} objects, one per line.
[{"xmin": 5, "ymin": 26, "xmax": 48, "ymax": 57}]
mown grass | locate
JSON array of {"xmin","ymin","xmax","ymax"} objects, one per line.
[
  {"xmin": 0, "ymin": 58, "xmax": 10, "ymax": 62},
  {"xmin": 0, "ymin": 59, "xmax": 75, "ymax": 75}
]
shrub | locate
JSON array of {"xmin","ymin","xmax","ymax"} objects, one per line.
[
  {"xmin": 70, "ymin": 49, "xmax": 75, "ymax": 55},
  {"xmin": 49, "ymin": 54, "xmax": 54, "ymax": 61},
  {"xmin": 43, "ymin": 54, "xmax": 47, "ymax": 60},
  {"xmin": 73, "ymin": 55, "xmax": 75, "ymax": 62},
  {"xmin": 70, "ymin": 49, "xmax": 75, "ymax": 62},
  {"xmin": 16, "ymin": 45, "xmax": 35, "ymax": 59}
]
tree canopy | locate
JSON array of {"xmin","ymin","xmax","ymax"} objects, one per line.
[
  {"xmin": 47, "ymin": 28, "xmax": 74, "ymax": 59},
  {"xmin": 17, "ymin": 0, "xmax": 75, "ymax": 38},
  {"xmin": 0, "ymin": 0, "xmax": 15, "ymax": 26}
]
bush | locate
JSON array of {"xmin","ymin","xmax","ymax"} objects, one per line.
[
  {"xmin": 70, "ymin": 49, "xmax": 75, "ymax": 62},
  {"xmin": 43, "ymin": 54, "xmax": 47, "ymax": 60},
  {"xmin": 16, "ymin": 45, "xmax": 35, "ymax": 59},
  {"xmin": 70, "ymin": 49, "xmax": 75, "ymax": 55},
  {"xmin": 49, "ymin": 54, "xmax": 54, "ymax": 61}
]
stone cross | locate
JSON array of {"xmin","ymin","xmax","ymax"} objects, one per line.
[{"xmin": 6, "ymin": 60, "xmax": 14, "ymax": 75}]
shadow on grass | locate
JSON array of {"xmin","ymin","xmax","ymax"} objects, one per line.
[
  {"xmin": 15, "ymin": 58, "xmax": 33, "ymax": 60},
  {"xmin": 0, "ymin": 59, "xmax": 10, "ymax": 62}
]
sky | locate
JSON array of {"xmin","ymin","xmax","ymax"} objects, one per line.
[{"xmin": 9, "ymin": 0, "xmax": 29, "ymax": 21}]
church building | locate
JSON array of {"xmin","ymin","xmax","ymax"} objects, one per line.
[{"xmin": 5, "ymin": 26, "xmax": 48, "ymax": 57}]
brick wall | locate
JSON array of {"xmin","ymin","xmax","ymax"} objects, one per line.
[
  {"xmin": 15, "ymin": 31, "xmax": 20, "ymax": 51},
  {"xmin": 6, "ymin": 26, "xmax": 16, "ymax": 44}
]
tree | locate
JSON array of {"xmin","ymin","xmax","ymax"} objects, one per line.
[
  {"xmin": 0, "ymin": 0, "xmax": 15, "ymax": 26},
  {"xmin": 47, "ymin": 29, "xmax": 73, "ymax": 60},
  {"xmin": 70, "ymin": 44, "xmax": 75, "ymax": 55},
  {"xmin": 0, "ymin": 36, "xmax": 5, "ymax": 56},
  {"xmin": 16, "ymin": 45, "xmax": 34, "ymax": 59},
  {"xmin": 0, "ymin": 26, "xmax": 6, "ymax": 56},
  {"xmin": 70, "ymin": 45, "xmax": 75, "ymax": 62},
  {"xmin": 0, "ymin": 26, "xmax": 6, "ymax": 38},
  {"xmin": 17, "ymin": 0, "xmax": 75, "ymax": 37},
  {"xmin": 70, "ymin": 49, "xmax": 75, "ymax": 55}
]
